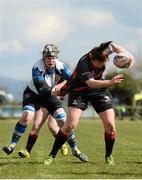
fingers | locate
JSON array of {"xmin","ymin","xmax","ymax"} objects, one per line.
[
  {"xmin": 51, "ymin": 87, "xmax": 61, "ymax": 96},
  {"xmin": 115, "ymin": 74, "xmax": 124, "ymax": 81},
  {"xmin": 115, "ymin": 74, "xmax": 124, "ymax": 78},
  {"xmin": 111, "ymin": 74, "xmax": 124, "ymax": 84}
]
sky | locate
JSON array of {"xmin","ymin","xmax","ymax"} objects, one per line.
[{"xmin": 0, "ymin": 0, "xmax": 142, "ymax": 81}]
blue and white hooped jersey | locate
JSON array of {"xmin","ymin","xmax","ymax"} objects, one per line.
[{"xmin": 28, "ymin": 59, "xmax": 71, "ymax": 97}]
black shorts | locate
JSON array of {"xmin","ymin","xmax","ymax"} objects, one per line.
[
  {"xmin": 22, "ymin": 87, "xmax": 63, "ymax": 116},
  {"xmin": 68, "ymin": 89, "xmax": 113, "ymax": 113}
]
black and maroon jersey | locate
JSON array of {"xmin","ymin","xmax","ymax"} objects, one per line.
[{"xmin": 61, "ymin": 53, "xmax": 106, "ymax": 96}]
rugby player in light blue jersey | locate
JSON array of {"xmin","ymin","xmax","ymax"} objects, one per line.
[{"xmin": 2, "ymin": 44, "xmax": 88, "ymax": 162}]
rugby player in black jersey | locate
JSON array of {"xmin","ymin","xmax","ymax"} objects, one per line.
[{"xmin": 44, "ymin": 41, "xmax": 134, "ymax": 165}]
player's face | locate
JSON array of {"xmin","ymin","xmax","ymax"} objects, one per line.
[
  {"xmin": 91, "ymin": 59, "xmax": 107, "ymax": 68},
  {"xmin": 44, "ymin": 56, "xmax": 56, "ymax": 69}
]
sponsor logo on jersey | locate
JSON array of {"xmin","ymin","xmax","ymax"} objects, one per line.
[
  {"xmin": 104, "ymin": 95, "xmax": 111, "ymax": 102},
  {"xmin": 72, "ymin": 100, "xmax": 78, "ymax": 105},
  {"xmin": 24, "ymin": 93, "xmax": 31, "ymax": 99}
]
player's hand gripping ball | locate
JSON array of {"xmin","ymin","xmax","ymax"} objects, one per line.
[{"xmin": 113, "ymin": 52, "xmax": 134, "ymax": 68}]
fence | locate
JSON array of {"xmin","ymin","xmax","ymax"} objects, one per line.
[
  {"xmin": 114, "ymin": 105, "xmax": 142, "ymax": 120},
  {"xmin": 0, "ymin": 105, "xmax": 142, "ymax": 120},
  {"xmin": 0, "ymin": 105, "xmax": 22, "ymax": 119}
]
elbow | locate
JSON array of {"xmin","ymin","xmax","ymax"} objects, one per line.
[
  {"xmin": 89, "ymin": 84, "xmax": 94, "ymax": 88},
  {"xmin": 87, "ymin": 82, "xmax": 96, "ymax": 88},
  {"xmin": 86, "ymin": 79, "xmax": 97, "ymax": 89}
]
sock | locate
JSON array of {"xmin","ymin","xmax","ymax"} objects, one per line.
[
  {"xmin": 105, "ymin": 132, "xmax": 116, "ymax": 157},
  {"xmin": 26, "ymin": 133, "xmax": 38, "ymax": 153},
  {"xmin": 49, "ymin": 129, "xmax": 69, "ymax": 158},
  {"xmin": 67, "ymin": 131, "xmax": 77, "ymax": 150},
  {"xmin": 11, "ymin": 122, "xmax": 27, "ymax": 146}
]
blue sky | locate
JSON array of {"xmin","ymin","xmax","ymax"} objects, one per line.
[{"xmin": 0, "ymin": 0, "xmax": 142, "ymax": 80}]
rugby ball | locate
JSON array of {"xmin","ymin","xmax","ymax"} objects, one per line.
[{"xmin": 113, "ymin": 53, "xmax": 134, "ymax": 68}]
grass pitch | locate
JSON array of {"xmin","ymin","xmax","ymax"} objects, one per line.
[{"xmin": 0, "ymin": 118, "xmax": 142, "ymax": 179}]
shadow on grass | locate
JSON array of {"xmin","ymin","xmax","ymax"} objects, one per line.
[
  {"xmin": 42, "ymin": 170, "xmax": 142, "ymax": 177},
  {"xmin": 95, "ymin": 171, "xmax": 142, "ymax": 177},
  {"xmin": 0, "ymin": 158, "xmax": 43, "ymax": 166},
  {"xmin": 126, "ymin": 161, "xmax": 142, "ymax": 164},
  {"xmin": 134, "ymin": 161, "xmax": 142, "ymax": 164},
  {"xmin": 72, "ymin": 161, "xmax": 95, "ymax": 165},
  {"xmin": 0, "ymin": 161, "xmax": 141, "ymax": 178},
  {"xmin": 0, "ymin": 156, "xmax": 22, "ymax": 159}
]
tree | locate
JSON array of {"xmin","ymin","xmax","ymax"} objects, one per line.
[{"xmin": 106, "ymin": 72, "xmax": 138, "ymax": 105}]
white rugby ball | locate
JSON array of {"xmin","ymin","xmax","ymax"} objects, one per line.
[{"xmin": 113, "ymin": 53, "xmax": 134, "ymax": 68}]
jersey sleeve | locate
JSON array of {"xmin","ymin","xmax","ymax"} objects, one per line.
[
  {"xmin": 32, "ymin": 67, "xmax": 51, "ymax": 98},
  {"xmin": 77, "ymin": 60, "xmax": 94, "ymax": 82},
  {"xmin": 60, "ymin": 64, "xmax": 72, "ymax": 80},
  {"xmin": 60, "ymin": 58, "xmax": 93, "ymax": 96}
]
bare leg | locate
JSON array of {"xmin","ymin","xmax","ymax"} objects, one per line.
[
  {"xmin": 19, "ymin": 108, "xmax": 48, "ymax": 157},
  {"xmin": 3, "ymin": 110, "xmax": 34, "ymax": 155},
  {"xmin": 99, "ymin": 108, "xmax": 116, "ymax": 165}
]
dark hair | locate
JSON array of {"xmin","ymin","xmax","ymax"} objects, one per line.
[{"xmin": 90, "ymin": 41, "xmax": 112, "ymax": 62}]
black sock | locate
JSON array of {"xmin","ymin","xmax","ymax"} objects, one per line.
[
  {"xmin": 26, "ymin": 134, "xmax": 38, "ymax": 153},
  {"xmin": 105, "ymin": 132, "xmax": 116, "ymax": 157},
  {"xmin": 49, "ymin": 130, "xmax": 68, "ymax": 157}
]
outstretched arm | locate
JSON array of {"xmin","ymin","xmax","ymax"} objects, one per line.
[
  {"xmin": 110, "ymin": 43, "xmax": 129, "ymax": 53},
  {"xmin": 85, "ymin": 74, "xmax": 124, "ymax": 89},
  {"xmin": 110, "ymin": 43, "xmax": 134, "ymax": 61}
]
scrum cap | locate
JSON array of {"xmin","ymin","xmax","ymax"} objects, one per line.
[{"xmin": 42, "ymin": 44, "xmax": 59, "ymax": 59}]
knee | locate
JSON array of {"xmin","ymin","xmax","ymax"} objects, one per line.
[
  {"xmin": 104, "ymin": 121, "xmax": 116, "ymax": 139},
  {"xmin": 54, "ymin": 112, "xmax": 66, "ymax": 122},
  {"xmin": 19, "ymin": 111, "xmax": 33, "ymax": 125},
  {"xmin": 62, "ymin": 122, "xmax": 76, "ymax": 134},
  {"xmin": 68, "ymin": 123, "xmax": 76, "ymax": 131},
  {"xmin": 105, "ymin": 122, "xmax": 116, "ymax": 134}
]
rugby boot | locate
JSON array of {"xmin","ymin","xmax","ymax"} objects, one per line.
[
  {"xmin": 2, "ymin": 144, "xmax": 15, "ymax": 155},
  {"xmin": 72, "ymin": 148, "xmax": 89, "ymax": 163},
  {"xmin": 18, "ymin": 149, "xmax": 30, "ymax": 158},
  {"xmin": 44, "ymin": 155, "xmax": 54, "ymax": 165},
  {"xmin": 105, "ymin": 155, "xmax": 115, "ymax": 165},
  {"xmin": 60, "ymin": 143, "xmax": 68, "ymax": 156}
]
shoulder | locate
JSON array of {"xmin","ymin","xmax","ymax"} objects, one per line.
[
  {"xmin": 56, "ymin": 59, "xmax": 69, "ymax": 70},
  {"xmin": 33, "ymin": 60, "xmax": 45, "ymax": 72},
  {"xmin": 78, "ymin": 53, "xmax": 90, "ymax": 66},
  {"xmin": 56, "ymin": 59, "xmax": 64, "ymax": 67}
]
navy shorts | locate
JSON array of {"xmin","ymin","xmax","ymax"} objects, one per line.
[
  {"xmin": 22, "ymin": 87, "xmax": 63, "ymax": 116},
  {"xmin": 68, "ymin": 88, "xmax": 113, "ymax": 113}
]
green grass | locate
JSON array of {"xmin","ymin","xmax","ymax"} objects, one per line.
[{"xmin": 0, "ymin": 118, "xmax": 142, "ymax": 179}]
